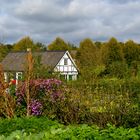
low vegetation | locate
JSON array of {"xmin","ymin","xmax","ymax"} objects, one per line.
[{"xmin": 0, "ymin": 117, "xmax": 139, "ymax": 140}]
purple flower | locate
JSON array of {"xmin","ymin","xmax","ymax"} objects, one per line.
[
  {"xmin": 15, "ymin": 78, "xmax": 64, "ymax": 112},
  {"xmin": 29, "ymin": 99, "xmax": 42, "ymax": 116}
]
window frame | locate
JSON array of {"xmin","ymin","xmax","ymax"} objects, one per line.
[{"xmin": 64, "ymin": 58, "xmax": 68, "ymax": 65}]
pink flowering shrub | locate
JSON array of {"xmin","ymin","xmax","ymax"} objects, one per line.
[
  {"xmin": 29, "ymin": 99, "xmax": 43, "ymax": 116},
  {"xmin": 16, "ymin": 78, "xmax": 85, "ymax": 124},
  {"xmin": 16, "ymin": 78, "xmax": 64, "ymax": 116}
]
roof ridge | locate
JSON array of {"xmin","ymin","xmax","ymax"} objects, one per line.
[
  {"xmin": 46, "ymin": 50, "xmax": 67, "ymax": 52},
  {"xmin": 8, "ymin": 50, "xmax": 67, "ymax": 53},
  {"xmin": 9, "ymin": 51, "xmax": 27, "ymax": 53}
]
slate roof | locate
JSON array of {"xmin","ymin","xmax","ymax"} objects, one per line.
[{"xmin": 1, "ymin": 51, "xmax": 66, "ymax": 72}]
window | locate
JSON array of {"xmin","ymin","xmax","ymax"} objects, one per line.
[
  {"xmin": 69, "ymin": 75, "xmax": 72, "ymax": 81},
  {"xmin": 64, "ymin": 59, "xmax": 68, "ymax": 65},
  {"xmin": 17, "ymin": 72, "xmax": 22, "ymax": 80}
]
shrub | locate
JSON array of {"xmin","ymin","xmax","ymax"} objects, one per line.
[
  {"xmin": 13, "ymin": 77, "xmax": 140, "ymax": 127},
  {"xmin": 15, "ymin": 78, "xmax": 65, "ymax": 117},
  {"xmin": 0, "ymin": 65, "xmax": 15, "ymax": 118},
  {"xmin": 0, "ymin": 118, "xmax": 139, "ymax": 140},
  {"xmin": 0, "ymin": 117, "xmax": 62, "ymax": 136},
  {"xmin": 66, "ymin": 78, "xmax": 140, "ymax": 127},
  {"xmin": 106, "ymin": 61, "xmax": 130, "ymax": 78}
]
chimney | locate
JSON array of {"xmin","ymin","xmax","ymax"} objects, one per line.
[{"xmin": 27, "ymin": 48, "xmax": 31, "ymax": 52}]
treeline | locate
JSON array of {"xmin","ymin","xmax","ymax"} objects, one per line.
[
  {"xmin": 1, "ymin": 36, "xmax": 140, "ymax": 79},
  {"xmin": 0, "ymin": 37, "xmax": 46, "ymax": 62},
  {"xmin": 76, "ymin": 38, "xmax": 140, "ymax": 80},
  {"xmin": 0, "ymin": 36, "xmax": 77, "ymax": 62}
]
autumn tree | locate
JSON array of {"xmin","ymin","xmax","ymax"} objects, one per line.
[
  {"xmin": 100, "ymin": 38, "xmax": 127, "ymax": 78},
  {"xmin": 123, "ymin": 40, "xmax": 140, "ymax": 66},
  {"xmin": 0, "ymin": 43, "xmax": 10, "ymax": 62},
  {"xmin": 95, "ymin": 41, "xmax": 103, "ymax": 49},
  {"xmin": 47, "ymin": 37, "xmax": 69, "ymax": 50},
  {"xmin": 101, "ymin": 37, "xmax": 124, "ymax": 65},
  {"xmin": 67, "ymin": 42, "xmax": 77, "ymax": 50},
  {"xmin": 76, "ymin": 38, "xmax": 101, "ymax": 80},
  {"xmin": 76, "ymin": 38, "xmax": 98, "ymax": 68},
  {"xmin": 13, "ymin": 36, "xmax": 38, "ymax": 51},
  {"xmin": 123, "ymin": 40, "xmax": 140, "ymax": 77},
  {"xmin": 35, "ymin": 42, "xmax": 46, "ymax": 51}
]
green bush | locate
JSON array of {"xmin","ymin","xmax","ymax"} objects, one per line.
[
  {"xmin": 0, "ymin": 119, "xmax": 139, "ymax": 140},
  {"xmin": 106, "ymin": 61, "xmax": 130, "ymax": 78},
  {"xmin": 0, "ymin": 117, "xmax": 62, "ymax": 136},
  {"xmin": 2, "ymin": 76, "xmax": 140, "ymax": 128},
  {"xmin": 65, "ymin": 78, "xmax": 140, "ymax": 127}
]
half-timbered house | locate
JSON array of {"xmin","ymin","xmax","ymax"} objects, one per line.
[{"xmin": 1, "ymin": 50, "xmax": 78, "ymax": 84}]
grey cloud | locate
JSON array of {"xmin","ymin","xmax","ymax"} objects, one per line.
[
  {"xmin": 106, "ymin": 0, "xmax": 138, "ymax": 4},
  {"xmin": 0, "ymin": 0, "xmax": 140, "ymax": 44}
]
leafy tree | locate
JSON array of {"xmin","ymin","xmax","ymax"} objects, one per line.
[
  {"xmin": 67, "ymin": 42, "xmax": 77, "ymax": 50},
  {"xmin": 35, "ymin": 42, "xmax": 46, "ymax": 51},
  {"xmin": 107, "ymin": 61, "xmax": 130, "ymax": 78},
  {"xmin": 0, "ymin": 43, "xmax": 9, "ymax": 62},
  {"xmin": 123, "ymin": 40, "xmax": 140, "ymax": 66},
  {"xmin": 47, "ymin": 37, "xmax": 69, "ymax": 50},
  {"xmin": 32, "ymin": 55, "xmax": 56, "ymax": 79},
  {"xmin": 76, "ymin": 38, "xmax": 98, "ymax": 68},
  {"xmin": 76, "ymin": 38, "xmax": 101, "ymax": 81},
  {"xmin": 5, "ymin": 44, "xmax": 13, "ymax": 51},
  {"xmin": 100, "ymin": 38, "xmax": 126, "ymax": 77},
  {"xmin": 101, "ymin": 37, "xmax": 124, "ymax": 65},
  {"xmin": 122, "ymin": 40, "xmax": 140, "ymax": 77},
  {"xmin": 13, "ymin": 36, "xmax": 38, "ymax": 51},
  {"xmin": 95, "ymin": 41, "xmax": 103, "ymax": 49}
]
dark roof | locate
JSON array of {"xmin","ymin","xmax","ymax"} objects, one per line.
[{"xmin": 1, "ymin": 51, "xmax": 66, "ymax": 71}]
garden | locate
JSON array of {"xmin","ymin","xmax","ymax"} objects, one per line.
[{"xmin": 0, "ymin": 68, "xmax": 140, "ymax": 139}]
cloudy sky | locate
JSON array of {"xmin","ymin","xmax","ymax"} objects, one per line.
[{"xmin": 0, "ymin": 0, "xmax": 140, "ymax": 44}]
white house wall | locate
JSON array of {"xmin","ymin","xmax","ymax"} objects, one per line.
[{"xmin": 55, "ymin": 52, "xmax": 78, "ymax": 75}]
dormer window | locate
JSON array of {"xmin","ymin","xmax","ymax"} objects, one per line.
[{"xmin": 64, "ymin": 58, "xmax": 68, "ymax": 65}]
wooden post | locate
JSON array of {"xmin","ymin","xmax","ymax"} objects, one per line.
[{"xmin": 26, "ymin": 49, "xmax": 34, "ymax": 116}]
